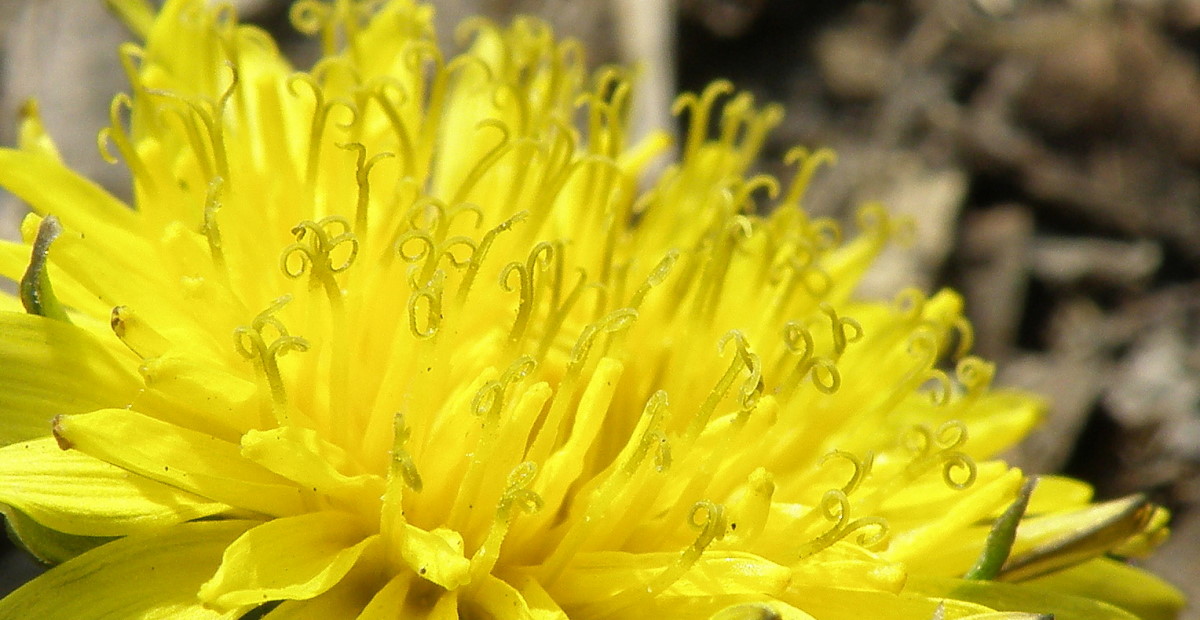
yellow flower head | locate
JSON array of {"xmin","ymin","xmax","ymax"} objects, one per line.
[{"xmin": 0, "ymin": 0, "xmax": 1184, "ymax": 618}]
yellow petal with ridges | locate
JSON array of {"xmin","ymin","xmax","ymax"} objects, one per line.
[
  {"xmin": 51, "ymin": 408, "xmax": 308, "ymax": 516},
  {"xmin": 0, "ymin": 311, "xmax": 139, "ymax": 444},
  {"xmin": 0, "ymin": 437, "xmax": 230, "ymax": 536},
  {"xmin": 261, "ymin": 539, "xmax": 387, "ymax": 619},
  {"xmin": 0, "ymin": 519, "xmax": 254, "ymax": 620},
  {"xmin": 199, "ymin": 511, "xmax": 377, "ymax": 609}
]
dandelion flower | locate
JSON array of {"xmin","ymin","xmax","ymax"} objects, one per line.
[{"xmin": 0, "ymin": 0, "xmax": 1184, "ymax": 618}]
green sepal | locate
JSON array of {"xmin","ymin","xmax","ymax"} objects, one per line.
[
  {"xmin": 965, "ymin": 476, "xmax": 1038, "ymax": 580},
  {"xmin": 18, "ymin": 215, "xmax": 72, "ymax": 323},
  {"xmin": 1, "ymin": 503, "xmax": 114, "ymax": 565}
]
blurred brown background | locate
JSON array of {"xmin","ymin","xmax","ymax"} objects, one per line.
[{"xmin": 1, "ymin": 0, "xmax": 1197, "ymax": 616}]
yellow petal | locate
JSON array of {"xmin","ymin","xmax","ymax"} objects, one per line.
[
  {"xmin": 0, "ymin": 519, "xmax": 254, "ymax": 620},
  {"xmin": 51, "ymin": 408, "xmax": 308, "ymax": 516},
  {"xmin": 501, "ymin": 573, "xmax": 570, "ymax": 620},
  {"xmin": 199, "ymin": 511, "xmax": 377, "ymax": 609},
  {"xmin": 1022, "ymin": 558, "xmax": 1184, "ymax": 620},
  {"xmin": 956, "ymin": 390, "xmax": 1043, "ymax": 460},
  {"xmin": 633, "ymin": 595, "xmax": 820, "ymax": 620},
  {"xmin": 1024, "ymin": 476, "xmax": 1093, "ymax": 513},
  {"xmin": 0, "ymin": 291, "xmax": 21, "ymax": 313},
  {"xmin": 16, "ymin": 100, "xmax": 63, "ymax": 161},
  {"xmin": 0, "ymin": 149, "xmax": 145, "ymax": 255},
  {"xmin": 133, "ymin": 350, "xmax": 263, "ymax": 441},
  {"xmin": 779, "ymin": 586, "xmax": 990, "ymax": 620},
  {"xmin": 106, "ymin": 0, "xmax": 156, "ymax": 39},
  {"xmin": 907, "ymin": 575, "xmax": 1141, "ymax": 620},
  {"xmin": 19, "ymin": 213, "xmax": 191, "ymax": 324},
  {"xmin": 548, "ymin": 550, "xmax": 792, "ymax": 610},
  {"xmin": 465, "ymin": 574, "xmax": 539, "ymax": 620},
  {"xmin": 241, "ymin": 426, "xmax": 384, "ymax": 507},
  {"xmin": 886, "ymin": 468, "xmax": 1024, "ymax": 568},
  {"xmin": 788, "ymin": 542, "xmax": 906, "ymax": 593},
  {"xmin": 0, "ymin": 311, "xmax": 139, "ymax": 444},
  {"xmin": 356, "ymin": 573, "xmax": 412, "ymax": 620},
  {"xmin": 709, "ymin": 601, "xmax": 817, "ymax": 620},
  {"xmin": 262, "ymin": 540, "xmax": 387, "ymax": 619},
  {"xmin": 0, "ymin": 437, "xmax": 229, "ymax": 536},
  {"xmin": 1000, "ymin": 494, "xmax": 1160, "ymax": 581},
  {"xmin": 400, "ymin": 525, "xmax": 472, "ymax": 590}
]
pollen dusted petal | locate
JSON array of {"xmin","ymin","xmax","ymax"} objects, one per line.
[
  {"xmin": 0, "ymin": 438, "xmax": 230, "ymax": 536},
  {"xmin": 51, "ymin": 409, "xmax": 309, "ymax": 516},
  {"xmin": 0, "ymin": 519, "xmax": 255, "ymax": 620},
  {"xmin": 0, "ymin": 312, "xmax": 140, "ymax": 444},
  {"xmin": 199, "ymin": 511, "xmax": 378, "ymax": 609}
]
